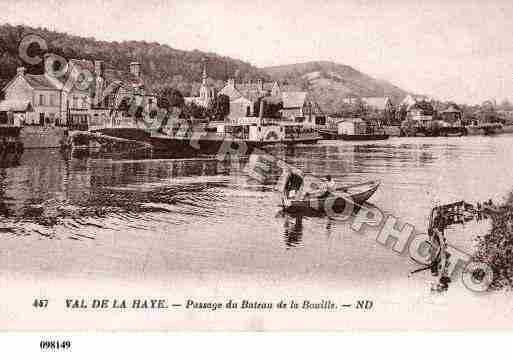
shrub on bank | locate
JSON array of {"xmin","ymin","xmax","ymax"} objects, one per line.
[{"xmin": 472, "ymin": 193, "xmax": 513, "ymax": 290}]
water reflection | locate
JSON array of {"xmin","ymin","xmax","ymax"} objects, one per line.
[
  {"xmin": 278, "ymin": 202, "xmax": 376, "ymax": 249},
  {"xmin": 0, "ymin": 151, "xmax": 22, "ymax": 169},
  {"xmin": 280, "ymin": 212, "xmax": 304, "ymax": 248},
  {"xmin": 0, "ymin": 149, "xmax": 239, "ymax": 239}
]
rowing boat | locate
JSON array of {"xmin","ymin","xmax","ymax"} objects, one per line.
[{"xmin": 281, "ymin": 178, "xmax": 380, "ymax": 212}]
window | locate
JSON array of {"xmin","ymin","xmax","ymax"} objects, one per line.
[
  {"xmin": 39, "ymin": 94, "xmax": 45, "ymax": 106},
  {"xmin": 72, "ymin": 96, "xmax": 78, "ymax": 109},
  {"xmin": 50, "ymin": 94, "xmax": 56, "ymax": 106}
]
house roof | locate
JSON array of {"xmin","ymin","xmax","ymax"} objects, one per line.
[
  {"xmin": 62, "ymin": 59, "xmax": 151, "ymax": 95},
  {"xmin": 282, "ymin": 92, "xmax": 307, "ymax": 108},
  {"xmin": 280, "ymin": 84, "xmax": 302, "ymax": 92},
  {"xmin": 0, "ymin": 100, "xmax": 34, "ymax": 112},
  {"xmin": 236, "ymin": 83, "xmax": 270, "ymax": 101},
  {"xmin": 220, "ymin": 81, "xmax": 276, "ymax": 102},
  {"xmin": 441, "ymin": 104, "xmax": 461, "ymax": 113},
  {"xmin": 24, "ymin": 74, "xmax": 60, "ymax": 90},
  {"xmin": 401, "ymin": 94, "xmax": 431, "ymax": 108},
  {"xmin": 261, "ymin": 95, "xmax": 282, "ymax": 105},
  {"xmin": 104, "ymin": 68, "xmax": 144, "ymax": 89},
  {"xmin": 219, "ymin": 84, "xmax": 243, "ymax": 100},
  {"xmin": 410, "ymin": 100, "xmax": 434, "ymax": 115},
  {"xmin": 362, "ymin": 97, "xmax": 391, "ymax": 111},
  {"xmin": 68, "ymin": 59, "xmax": 95, "ymax": 74},
  {"xmin": 263, "ymin": 82, "xmax": 276, "ymax": 91},
  {"xmin": 55, "ymin": 59, "xmax": 95, "ymax": 93},
  {"xmin": 231, "ymin": 96, "xmax": 253, "ymax": 104}
]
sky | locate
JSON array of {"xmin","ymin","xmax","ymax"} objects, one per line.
[{"xmin": 2, "ymin": 0, "xmax": 513, "ymax": 104}]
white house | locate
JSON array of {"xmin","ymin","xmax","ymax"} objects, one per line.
[
  {"xmin": 337, "ymin": 118, "xmax": 367, "ymax": 135},
  {"xmin": 408, "ymin": 101, "xmax": 435, "ymax": 126},
  {"xmin": 218, "ymin": 78, "xmax": 278, "ymax": 119},
  {"xmin": 1, "ymin": 66, "xmax": 63, "ymax": 126}
]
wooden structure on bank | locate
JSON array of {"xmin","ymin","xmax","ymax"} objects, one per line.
[
  {"xmin": 0, "ymin": 125, "xmax": 24, "ymax": 154},
  {"xmin": 413, "ymin": 200, "xmax": 498, "ymax": 292}
]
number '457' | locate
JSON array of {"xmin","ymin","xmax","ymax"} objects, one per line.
[{"xmin": 33, "ymin": 299, "xmax": 49, "ymax": 308}]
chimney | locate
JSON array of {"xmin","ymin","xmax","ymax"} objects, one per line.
[
  {"xmin": 259, "ymin": 99, "xmax": 265, "ymax": 119},
  {"xmin": 17, "ymin": 67, "xmax": 26, "ymax": 76},
  {"xmin": 94, "ymin": 60, "xmax": 103, "ymax": 77},
  {"xmin": 43, "ymin": 54, "xmax": 53, "ymax": 76},
  {"xmin": 129, "ymin": 61, "xmax": 141, "ymax": 78}
]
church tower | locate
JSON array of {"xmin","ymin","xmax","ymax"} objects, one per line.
[{"xmin": 199, "ymin": 59, "xmax": 214, "ymax": 106}]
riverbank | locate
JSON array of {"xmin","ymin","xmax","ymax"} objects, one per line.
[{"xmin": 473, "ymin": 191, "xmax": 513, "ymax": 290}]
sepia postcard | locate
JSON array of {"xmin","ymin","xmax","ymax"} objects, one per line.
[{"xmin": 0, "ymin": 0, "xmax": 513, "ymax": 336}]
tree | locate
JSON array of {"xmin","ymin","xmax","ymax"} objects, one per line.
[
  {"xmin": 481, "ymin": 100, "xmax": 495, "ymax": 112},
  {"xmin": 182, "ymin": 101, "xmax": 207, "ymax": 119},
  {"xmin": 290, "ymin": 77, "xmax": 309, "ymax": 91},
  {"xmin": 384, "ymin": 106, "xmax": 396, "ymax": 125},
  {"xmin": 396, "ymin": 104, "xmax": 408, "ymax": 124},
  {"xmin": 156, "ymin": 87, "xmax": 184, "ymax": 109},
  {"xmin": 242, "ymin": 72, "xmax": 252, "ymax": 84},
  {"xmin": 333, "ymin": 98, "xmax": 366, "ymax": 118},
  {"xmin": 210, "ymin": 94, "xmax": 230, "ymax": 120},
  {"xmin": 352, "ymin": 98, "xmax": 366, "ymax": 117},
  {"xmin": 499, "ymin": 98, "xmax": 513, "ymax": 111},
  {"xmin": 253, "ymin": 96, "xmax": 283, "ymax": 118},
  {"xmin": 214, "ymin": 79, "xmax": 226, "ymax": 91}
]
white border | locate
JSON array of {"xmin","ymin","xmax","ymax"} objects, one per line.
[{"xmin": 0, "ymin": 332, "xmax": 510, "ymax": 359}]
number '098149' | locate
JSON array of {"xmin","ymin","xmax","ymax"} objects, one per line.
[{"xmin": 40, "ymin": 341, "xmax": 71, "ymax": 350}]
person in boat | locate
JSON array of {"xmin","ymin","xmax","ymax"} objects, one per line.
[
  {"xmin": 319, "ymin": 175, "xmax": 336, "ymax": 198},
  {"xmin": 326, "ymin": 175, "xmax": 336, "ymax": 192},
  {"xmin": 285, "ymin": 173, "xmax": 303, "ymax": 199}
]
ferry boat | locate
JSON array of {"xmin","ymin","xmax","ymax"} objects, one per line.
[
  {"xmin": 150, "ymin": 117, "xmax": 320, "ymax": 154},
  {"xmin": 91, "ymin": 116, "xmax": 321, "ymax": 155}
]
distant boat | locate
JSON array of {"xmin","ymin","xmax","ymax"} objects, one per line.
[
  {"xmin": 319, "ymin": 118, "xmax": 389, "ymax": 141},
  {"xmin": 465, "ymin": 122, "xmax": 503, "ymax": 136},
  {"xmin": 318, "ymin": 129, "xmax": 389, "ymax": 141}
]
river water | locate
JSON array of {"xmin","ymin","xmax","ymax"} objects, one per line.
[{"xmin": 1, "ymin": 135, "xmax": 513, "ymax": 330}]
